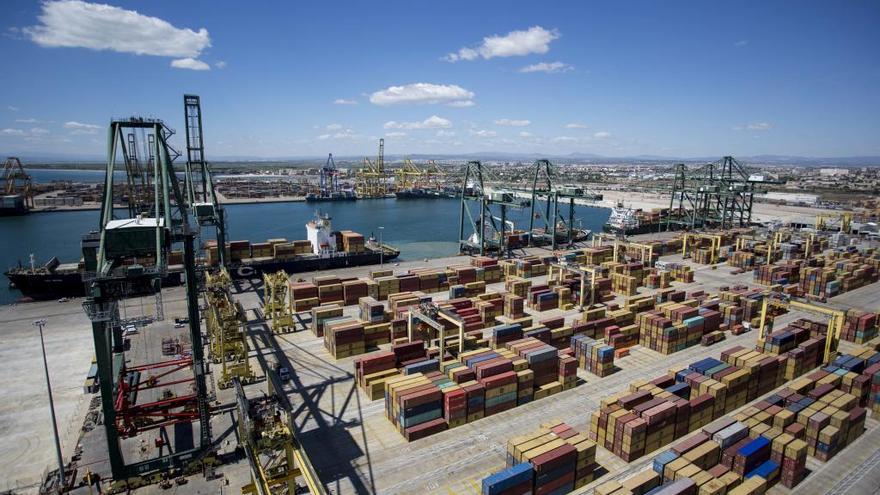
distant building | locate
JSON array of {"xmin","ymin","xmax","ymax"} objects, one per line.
[
  {"xmin": 819, "ymin": 168, "xmax": 849, "ymax": 176},
  {"xmin": 763, "ymin": 191, "xmax": 818, "ymax": 205}
]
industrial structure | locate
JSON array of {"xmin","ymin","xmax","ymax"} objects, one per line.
[
  {"xmin": 81, "ymin": 115, "xmax": 213, "ymax": 483},
  {"xmin": 665, "ymin": 156, "xmax": 782, "ymax": 231},
  {"xmin": 205, "ymin": 268, "xmax": 254, "ymax": 389},
  {"xmin": 458, "ymin": 160, "xmax": 530, "ymax": 256},
  {"xmin": 355, "ymin": 138, "xmax": 391, "ymax": 198},
  {"xmin": 2, "ymin": 156, "xmax": 33, "ymax": 215}
]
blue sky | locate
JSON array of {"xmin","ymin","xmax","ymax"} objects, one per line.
[{"xmin": 1, "ymin": 0, "xmax": 878, "ymax": 159}]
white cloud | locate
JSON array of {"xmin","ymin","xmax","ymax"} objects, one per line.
[
  {"xmin": 370, "ymin": 83, "xmax": 475, "ymax": 106},
  {"xmin": 317, "ymin": 134, "xmax": 331, "ymax": 140},
  {"xmin": 15, "ymin": 118, "xmax": 37, "ymax": 123},
  {"xmin": 170, "ymin": 57, "xmax": 210, "ymax": 71},
  {"xmin": 1, "ymin": 128, "xmax": 25, "ymax": 135},
  {"xmin": 553, "ymin": 136, "xmax": 577, "ymax": 143},
  {"xmin": 384, "ymin": 131, "xmax": 407, "ymax": 138},
  {"xmin": 325, "ymin": 123, "xmax": 343, "ymax": 130},
  {"xmin": 444, "ymin": 26, "xmax": 559, "ymax": 62},
  {"xmin": 436, "ymin": 130, "xmax": 455, "ymax": 137},
  {"xmin": 494, "ymin": 118, "xmax": 530, "ymax": 127},
  {"xmin": 734, "ymin": 40, "xmax": 749, "ymax": 47},
  {"xmin": 333, "ymin": 98, "xmax": 358, "ymax": 105},
  {"xmin": 471, "ymin": 129, "xmax": 497, "ymax": 138},
  {"xmin": 519, "ymin": 131, "xmax": 534, "ymax": 138},
  {"xmin": 746, "ymin": 122, "xmax": 772, "ymax": 131},
  {"xmin": 519, "ymin": 61, "xmax": 573, "ymax": 74},
  {"xmin": 215, "ymin": 60, "xmax": 227, "ymax": 69},
  {"xmin": 593, "ymin": 131, "xmax": 611, "ymax": 139},
  {"xmin": 0, "ymin": 127, "xmax": 49, "ymax": 137},
  {"xmin": 7, "ymin": 106, "xmax": 19, "ymax": 112},
  {"xmin": 63, "ymin": 121, "xmax": 102, "ymax": 134},
  {"xmin": 383, "ymin": 115, "xmax": 452, "ymax": 130},
  {"xmin": 30, "ymin": 127, "xmax": 50, "ymax": 135},
  {"xmin": 565, "ymin": 122, "xmax": 586, "ymax": 129},
  {"xmin": 448, "ymin": 100, "xmax": 475, "ymax": 108},
  {"xmin": 24, "ymin": 1, "xmax": 211, "ymax": 67}
]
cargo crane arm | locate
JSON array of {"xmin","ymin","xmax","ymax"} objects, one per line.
[{"xmin": 757, "ymin": 293, "xmax": 845, "ymax": 365}]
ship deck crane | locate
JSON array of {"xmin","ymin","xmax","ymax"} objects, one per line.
[{"xmin": 757, "ymin": 293, "xmax": 845, "ymax": 365}]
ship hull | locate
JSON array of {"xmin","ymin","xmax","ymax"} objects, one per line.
[
  {"xmin": 5, "ymin": 250, "xmax": 400, "ymax": 300},
  {"xmin": 305, "ymin": 196, "xmax": 357, "ymax": 202}
]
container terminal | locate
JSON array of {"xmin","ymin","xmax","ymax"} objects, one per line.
[{"xmin": 2, "ymin": 96, "xmax": 880, "ymax": 495}]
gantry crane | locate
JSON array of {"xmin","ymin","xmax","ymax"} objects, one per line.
[
  {"xmin": 816, "ymin": 212, "xmax": 853, "ymax": 234},
  {"xmin": 395, "ymin": 158, "xmax": 424, "ymax": 191},
  {"xmin": 82, "ymin": 116, "xmax": 212, "ymax": 482},
  {"xmin": 318, "ymin": 153, "xmax": 340, "ymax": 196},
  {"xmin": 205, "ymin": 268, "xmax": 254, "ymax": 389},
  {"xmin": 184, "ymin": 94, "xmax": 228, "ymax": 268},
  {"xmin": 548, "ymin": 262, "xmax": 602, "ymax": 308},
  {"xmin": 355, "ymin": 138, "xmax": 390, "ymax": 198},
  {"xmin": 2, "ymin": 156, "xmax": 34, "ymax": 213},
  {"xmin": 756, "ymin": 293, "xmax": 845, "ymax": 365},
  {"xmin": 525, "ymin": 159, "xmax": 601, "ymax": 249},
  {"xmin": 458, "ymin": 160, "xmax": 530, "ymax": 256},
  {"xmin": 681, "ymin": 232, "xmax": 724, "ymax": 264},
  {"xmin": 263, "ymin": 270, "xmax": 294, "ymax": 333}
]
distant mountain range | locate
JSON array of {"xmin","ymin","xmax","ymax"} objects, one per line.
[{"xmin": 7, "ymin": 150, "xmax": 879, "ymax": 167}]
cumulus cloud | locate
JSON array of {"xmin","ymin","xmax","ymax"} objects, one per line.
[
  {"xmin": 448, "ymin": 100, "xmax": 475, "ymax": 108},
  {"xmin": 384, "ymin": 131, "xmax": 406, "ymax": 138},
  {"xmin": 519, "ymin": 61, "xmax": 573, "ymax": 73},
  {"xmin": 1, "ymin": 128, "xmax": 25, "ymax": 135},
  {"xmin": 23, "ymin": 1, "xmax": 211, "ymax": 69},
  {"xmin": 170, "ymin": 57, "xmax": 210, "ymax": 70},
  {"xmin": 471, "ymin": 129, "xmax": 497, "ymax": 138},
  {"xmin": 383, "ymin": 115, "xmax": 452, "ymax": 130},
  {"xmin": 444, "ymin": 26, "xmax": 559, "ymax": 62},
  {"xmin": 494, "ymin": 118, "xmax": 530, "ymax": 127},
  {"xmin": 333, "ymin": 98, "xmax": 358, "ymax": 105},
  {"xmin": 593, "ymin": 131, "xmax": 611, "ymax": 139},
  {"xmin": 746, "ymin": 122, "xmax": 772, "ymax": 130},
  {"xmin": 215, "ymin": 60, "xmax": 227, "ymax": 69},
  {"xmin": 370, "ymin": 83, "xmax": 474, "ymax": 106},
  {"xmin": 63, "ymin": 121, "xmax": 101, "ymax": 134},
  {"xmin": 565, "ymin": 122, "xmax": 586, "ymax": 129}
]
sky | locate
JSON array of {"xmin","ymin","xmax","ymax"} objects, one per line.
[{"xmin": 1, "ymin": 0, "xmax": 879, "ymax": 160}]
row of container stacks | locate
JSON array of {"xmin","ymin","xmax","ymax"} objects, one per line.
[
  {"xmin": 481, "ymin": 420, "xmax": 598, "ymax": 495},
  {"xmin": 382, "ymin": 337, "xmax": 578, "ymax": 441},
  {"xmin": 589, "ymin": 341, "xmax": 822, "ymax": 463},
  {"xmin": 287, "ymin": 258, "xmax": 505, "ymax": 312},
  {"xmin": 594, "ymin": 340, "xmax": 880, "ymax": 495},
  {"xmin": 752, "ymin": 247, "xmax": 880, "ymax": 299},
  {"xmin": 571, "ymin": 335, "xmax": 616, "ymax": 377}
]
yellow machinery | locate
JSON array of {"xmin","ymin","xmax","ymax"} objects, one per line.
[
  {"xmin": 355, "ymin": 138, "xmax": 390, "ymax": 197},
  {"xmin": 591, "ymin": 232, "xmax": 619, "ymax": 247},
  {"xmin": 681, "ymin": 232, "xmax": 723, "ymax": 264},
  {"xmin": 263, "ymin": 271, "xmax": 293, "ymax": 333},
  {"xmin": 613, "ymin": 239, "xmax": 654, "ymax": 266},
  {"xmin": 816, "ymin": 212, "xmax": 853, "ymax": 234},
  {"xmin": 236, "ymin": 376, "xmax": 326, "ymax": 495},
  {"xmin": 757, "ymin": 293, "xmax": 845, "ymax": 365},
  {"xmin": 407, "ymin": 305, "xmax": 465, "ymax": 359},
  {"xmin": 205, "ymin": 269, "xmax": 255, "ymax": 389},
  {"xmin": 549, "ymin": 262, "xmax": 601, "ymax": 308},
  {"xmin": 395, "ymin": 158, "xmax": 424, "ymax": 190}
]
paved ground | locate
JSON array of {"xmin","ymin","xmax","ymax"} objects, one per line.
[{"xmin": 2, "ymin": 243, "xmax": 879, "ymax": 494}]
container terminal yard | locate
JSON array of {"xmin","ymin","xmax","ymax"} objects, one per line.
[{"xmin": 0, "ymin": 93, "xmax": 878, "ymax": 495}]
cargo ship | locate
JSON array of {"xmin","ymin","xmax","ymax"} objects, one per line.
[
  {"xmin": 394, "ymin": 188, "xmax": 456, "ymax": 199},
  {"xmin": 305, "ymin": 190, "xmax": 357, "ymax": 202},
  {"xmin": 5, "ymin": 215, "xmax": 399, "ymax": 301},
  {"xmin": 602, "ymin": 201, "xmax": 670, "ymax": 235}
]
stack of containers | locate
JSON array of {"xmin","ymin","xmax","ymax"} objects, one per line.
[
  {"xmin": 290, "ymin": 281, "xmax": 320, "ymax": 312},
  {"xmin": 324, "ymin": 319, "xmax": 365, "ymax": 358},
  {"xmin": 384, "ymin": 372, "xmax": 447, "ymax": 441},
  {"xmin": 358, "ymin": 296, "xmax": 385, "ymax": 323},
  {"xmin": 490, "ymin": 323, "xmax": 524, "ymax": 348},
  {"xmin": 343, "ymin": 280, "xmax": 368, "ymax": 305},
  {"xmin": 310, "ymin": 304, "xmax": 343, "ymax": 337},
  {"xmin": 571, "ymin": 334, "xmax": 616, "ymax": 376},
  {"xmin": 503, "ymin": 294, "xmax": 526, "ymax": 318}
]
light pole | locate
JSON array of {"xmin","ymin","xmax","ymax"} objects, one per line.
[
  {"xmin": 34, "ymin": 318, "xmax": 65, "ymax": 490},
  {"xmin": 378, "ymin": 226, "xmax": 384, "ymax": 268}
]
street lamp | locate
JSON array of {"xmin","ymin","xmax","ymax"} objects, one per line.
[
  {"xmin": 378, "ymin": 226, "xmax": 385, "ymax": 268},
  {"xmin": 33, "ymin": 318, "xmax": 65, "ymax": 491}
]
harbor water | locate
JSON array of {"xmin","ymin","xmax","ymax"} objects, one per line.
[{"xmin": 1, "ymin": 196, "xmax": 610, "ymax": 305}]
